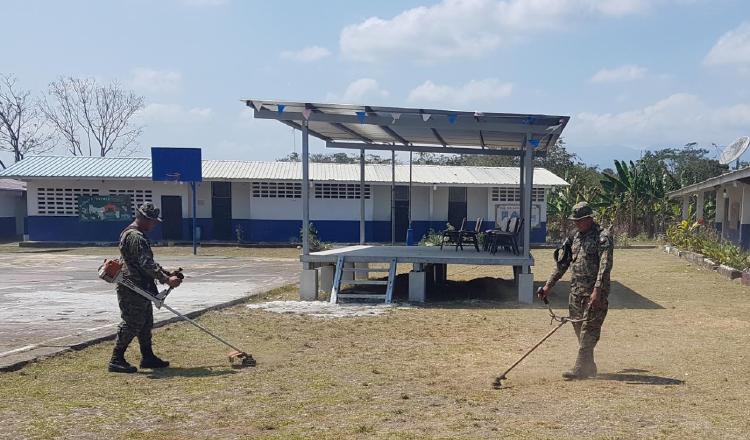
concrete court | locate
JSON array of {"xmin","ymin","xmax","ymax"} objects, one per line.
[{"xmin": 0, "ymin": 253, "xmax": 300, "ymax": 370}]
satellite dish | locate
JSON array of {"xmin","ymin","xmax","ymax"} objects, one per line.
[{"xmin": 719, "ymin": 136, "xmax": 750, "ymax": 166}]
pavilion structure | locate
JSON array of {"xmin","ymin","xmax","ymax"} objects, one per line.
[{"xmin": 243, "ymin": 99, "xmax": 569, "ymax": 303}]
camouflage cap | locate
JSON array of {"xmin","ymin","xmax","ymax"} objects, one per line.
[
  {"xmin": 137, "ymin": 202, "xmax": 162, "ymax": 222},
  {"xmin": 568, "ymin": 201, "xmax": 593, "ymax": 220}
]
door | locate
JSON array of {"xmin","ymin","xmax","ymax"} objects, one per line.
[
  {"xmin": 448, "ymin": 187, "xmax": 467, "ymax": 229},
  {"xmin": 212, "ymin": 182, "xmax": 232, "ymax": 241},
  {"xmin": 393, "ymin": 186, "xmax": 410, "ymax": 243},
  {"xmin": 160, "ymin": 196, "xmax": 183, "ymax": 241}
]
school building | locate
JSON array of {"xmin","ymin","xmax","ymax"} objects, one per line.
[
  {"xmin": 669, "ymin": 166, "xmax": 750, "ymax": 249},
  {"xmin": 0, "ymin": 155, "xmax": 567, "ymax": 244}
]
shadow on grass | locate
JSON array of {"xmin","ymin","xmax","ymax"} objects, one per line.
[
  {"xmin": 381, "ymin": 276, "xmax": 662, "ymax": 310},
  {"xmin": 597, "ymin": 369, "xmax": 684, "ymax": 386},
  {"xmin": 143, "ymin": 366, "xmax": 237, "ymax": 379}
]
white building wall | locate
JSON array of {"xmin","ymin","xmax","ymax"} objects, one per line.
[
  {"xmin": 232, "ymin": 182, "xmax": 252, "ymax": 219},
  {"xmin": 25, "ymin": 179, "xmax": 195, "ymax": 216},
  {"xmin": 467, "ymin": 187, "xmax": 488, "ymax": 223},
  {"xmin": 371, "ymin": 185, "xmax": 391, "ymax": 221},
  {"xmin": 410, "ymin": 185, "xmax": 430, "ymax": 221},
  {"xmin": 0, "ymin": 191, "xmax": 20, "ymax": 217},
  {"xmin": 248, "ymin": 197, "xmax": 301, "ymax": 220},
  {"xmin": 432, "ymin": 186, "xmax": 449, "ymax": 220},
  {"xmin": 726, "ymin": 184, "xmax": 743, "ymax": 232},
  {"xmin": 22, "ymin": 178, "xmax": 554, "ymax": 229},
  {"xmin": 311, "ymin": 198, "xmax": 375, "ymax": 221},
  {"xmin": 193, "ymin": 181, "xmax": 211, "ymax": 218}
]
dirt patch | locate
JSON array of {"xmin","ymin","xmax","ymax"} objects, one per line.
[{"xmin": 247, "ymin": 300, "xmax": 397, "ymax": 318}]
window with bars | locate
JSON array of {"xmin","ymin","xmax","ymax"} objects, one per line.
[
  {"xmin": 37, "ymin": 187, "xmax": 100, "ymax": 216},
  {"xmin": 251, "ymin": 181, "xmax": 302, "ymax": 198},
  {"xmin": 314, "ymin": 183, "xmax": 371, "ymax": 199},
  {"xmin": 491, "ymin": 187, "xmax": 545, "ymax": 202},
  {"xmin": 108, "ymin": 189, "xmax": 154, "ymax": 213}
]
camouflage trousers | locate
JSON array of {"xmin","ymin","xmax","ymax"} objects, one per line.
[
  {"xmin": 113, "ymin": 283, "xmax": 155, "ymax": 353},
  {"xmin": 569, "ymin": 292, "xmax": 608, "ymax": 351}
]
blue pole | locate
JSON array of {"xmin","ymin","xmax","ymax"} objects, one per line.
[{"xmin": 192, "ymin": 181, "xmax": 197, "ymax": 255}]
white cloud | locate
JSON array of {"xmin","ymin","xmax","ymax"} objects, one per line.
[
  {"xmin": 280, "ymin": 46, "xmax": 332, "ymax": 62},
  {"xmin": 137, "ymin": 103, "xmax": 213, "ymax": 125},
  {"xmin": 327, "ymin": 78, "xmax": 390, "ymax": 104},
  {"xmin": 340, "ymin": 0, "xmax": 655, "ymax": 62},
  {"xmin": 590, "ymin": 65, "xmax": 647, "ymax": 83},
  {"xmin": 407, "ymin": 78, "xmax": 513, "ymax": 107},
  {"xmin": 568, "ymin": 93, "xmax": 750, "ymax": 150},
  {"xmin": 180, "ymin": 0, "xmax": 228, "ymax": 6},
  {"xmin": 129, "ymin": 68, "xmax": 182, "ymax": 94},
  {"xmin": 704, "ymin": 22, "xmax": 750, "ymax": 67}
]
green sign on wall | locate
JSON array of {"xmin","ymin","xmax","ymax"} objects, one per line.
[{"xmin": 79, "ymin": 195, "xmax": 132, "ymax": 222}]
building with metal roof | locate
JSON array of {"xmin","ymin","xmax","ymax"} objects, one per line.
[
  {"xmin": 0, "ymin": 155, "xmax": 566, "ymax": 186},
  {"xmin": 1, "ymin": 155, "xmax": 566, "ymax": 247},
  {"xmin": 668, "ymin": 166, "xmax": 750, "ymax": 249}
]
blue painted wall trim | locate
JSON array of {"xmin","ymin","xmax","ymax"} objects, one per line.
[
  {"xmin": 25, "ymin": 216, "xmax": 549, "ymax": 244},
  {"xmin": 0, "ymin": 217, "xmax": 16, "ymax": 240}
]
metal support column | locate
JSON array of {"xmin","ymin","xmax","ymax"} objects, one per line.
[
  {"xmin": 409, "ymin": 151, "xmax": 413, "ymax": 226},
  {"xmin": 391, "ymin": 149, "xmax": 395, "ymax": 246},
  {"xmin": 519, "ymin": 154, "xmax": 525, "ymax": 238},
  {"xmin": 360, "ymin": 148, "xmax": 365, "ymax": 244},
  {"xmin": 522, "ymin": 134, "xmax": 534, "ymax": 256},
  {"xmin": 191, "ymin": 181, "xmax": 197, "ymax": 255},
  {"xmin": 302, "ymin": 121, "xmax": 310, "ymax": 257}
]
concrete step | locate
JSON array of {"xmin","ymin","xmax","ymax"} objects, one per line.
[
  {"xmin": 338, "ymin": 293, "xmax": 387, "ymax": 300},
  {"xmin": 341, "ymin": 279, "xmax": 388, "ymax": 286},
  {"xmin": 342, "ymin": 267, "xmax": 390, "ymax": 273}
]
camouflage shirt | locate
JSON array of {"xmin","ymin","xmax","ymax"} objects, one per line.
[
  {"xmin": 119, "ymin": 224, "xmax": 169, "ymax": 287},
  {"xmin": 547, "ymin": 223, "xmax": 613, "ymax": 296}
]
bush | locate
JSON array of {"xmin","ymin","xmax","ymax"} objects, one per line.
[
  {"xmin": 666, "ymin": 220, "xmax": 750, "ymax": 270},
  {"xmin": 614, "ymin": 232, "xmax": 631, "ymax": 248},
  {"xmin": 299, "ymin": 222, "xmax": 328, "ymax": 252},
  {"xmin": 419, "ymin": 228, "xmax": 443, "ymax": 246}
]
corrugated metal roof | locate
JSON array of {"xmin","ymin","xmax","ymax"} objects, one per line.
[
  {"xmin": 668, "ymin": 165, "xmax": 750, "ymax": 198},
  {"xmin": 0, "ymin": 156, "xmax": 568, "ymax": 187},
  {"xmin": 0, "ymin": 178, "xmax": 26, "ymax": 191},
  {"xmin": 243, "ymin": 99, "xmax": 569, "ymax": 152}
]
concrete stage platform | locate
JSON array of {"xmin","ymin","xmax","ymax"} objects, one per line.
[
  {"xmin": 302, "ymin": 244, "xmax": 533, "ymax": 266},
  {"xmin": 299, "ymin": 245, "xmax": 535, "ymax": 303}
]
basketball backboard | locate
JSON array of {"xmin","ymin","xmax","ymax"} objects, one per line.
[{"xmin": 151, "ymin": 147, "xmax": 203, "ymax": 182}]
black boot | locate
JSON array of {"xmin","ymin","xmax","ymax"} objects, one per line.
[
  {"xmin": 139, "ymin": 344, "xmax": 170, "ymax": 369},
  {"xmin": 108, "ymin": 347, "xmax": 137, "ymax": 374},
  {"xmin": 562, "ymin": 348, "xmax": 596, "ymax": 380}
]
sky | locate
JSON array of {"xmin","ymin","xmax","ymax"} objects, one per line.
[{"xmin": 2, "ymin": 0, "xmax": 750, "ymax": 168}]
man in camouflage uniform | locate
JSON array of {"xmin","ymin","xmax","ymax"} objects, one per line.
[
  {"xmin": 108, "ymin": 202, "xmax": 182, "ymax": 374},
  {"xmin": 538, "ymin": 201, "xmax": 613, "ymax": 380}
]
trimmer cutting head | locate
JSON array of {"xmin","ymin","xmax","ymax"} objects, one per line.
[
  {"xmin": 492, "ymin": 375, "xmax": 506, "ymax": 389},
  {"xmin": 229, "ymin": 350, "xmax": 256, "ymax": 368}
]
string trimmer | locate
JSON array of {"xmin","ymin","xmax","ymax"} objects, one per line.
[
  {"xmin": 492, "ymin": 287, "xmax": 588, "ymax": 389},
  {"xmin": 98, "ymin": 259, "xmax": 256, "ymax": 369}
]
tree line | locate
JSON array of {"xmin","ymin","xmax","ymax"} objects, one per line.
[{"xmin": 0, "ymin": 74, "xmax": 143, "ymax": 169}]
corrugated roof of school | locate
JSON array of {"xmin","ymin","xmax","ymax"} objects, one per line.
[
  {"xmin": 0, "ymin": 156, "xmax": 568, "ymax": 187},
  {"xmin": 667, "ymin": 165, "xmax": 750, "ymax": 198},
  {"xmin": 0, "ymin": 179, "xmax": 26, "ymax": 191}
]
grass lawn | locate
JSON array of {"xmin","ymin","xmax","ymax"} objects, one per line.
[{"xmin": 1, "ymin": 247, "xmax": 749, "ymax": 439}]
